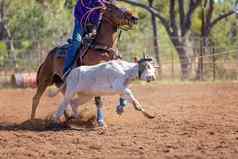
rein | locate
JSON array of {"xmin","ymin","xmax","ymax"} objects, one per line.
[
  {"xmin": 89, "ymin": 25, "xmax": 121, "ymax": 59},
  {"xmin": 79, "ymin": 20, "xmax": 121, "ymax": 64},
  {"xmin": 84, "ymin": 16, "xmax": 123, "ymax": 59}
]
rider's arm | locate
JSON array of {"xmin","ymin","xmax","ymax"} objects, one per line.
[{"xmin": 90, "ymin": 0, "xmax": 105, "ymax": 29}]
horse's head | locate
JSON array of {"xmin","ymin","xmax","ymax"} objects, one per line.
[{"xmin": 102, "ymin": 3, "xmax": 138, "ymax": 29}]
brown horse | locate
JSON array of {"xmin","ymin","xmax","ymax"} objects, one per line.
[{"xmin": 31, "ymin": 3, "xmax": 138, "ymax": 120}]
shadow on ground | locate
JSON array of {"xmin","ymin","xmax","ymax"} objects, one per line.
[{"xmin": 0, "ymin": 114, "xmax": 97, "ymax": 131}]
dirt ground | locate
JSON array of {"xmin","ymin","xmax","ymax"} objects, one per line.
[{"xmin": 0, "ymin": 82, "xmax": 238, "ymax": 159}]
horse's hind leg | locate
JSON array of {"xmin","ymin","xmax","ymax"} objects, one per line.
[{"xmin": 31, "ymin": 82, "xmax": 48, "ymax": 119}]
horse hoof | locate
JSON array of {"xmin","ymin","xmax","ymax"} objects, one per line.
[
  {"xmin": 116, "ymin": 105, "xmax": 124, "ymax": 115},
  {"xmin": 97, "ymin": 120, "xmax": 105, "ymax": 128}
]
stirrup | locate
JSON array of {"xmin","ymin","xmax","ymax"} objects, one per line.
[
  {"xmin": 62, "ymin": 68, "xmax": 72, "ymax": 81},
  {"xmin": 63, "ymin": 61, "xmax": 78, "ymax": 81}
]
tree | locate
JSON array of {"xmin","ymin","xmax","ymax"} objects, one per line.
[
  {"xmin": 0, "ymin": 0, "xmax": 73, "ymax": 69},
  {"xmin": 202, "ymin": 0, "xmax": 235, "ymax": 41},
  {"xmin": 196, "ymin": 0, "xmax": 236, "ymax": 80},
  {"xmin": 119, "ymin": 0, "xmax": 202, "ymax": 80},
  {"xmin": 0, "ymin": 0, "xmax": 15, "ymax": 65}
]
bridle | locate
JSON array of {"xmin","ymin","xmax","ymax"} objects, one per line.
[{"xmin": 102, "ymin": 6, "xmax": 134, "ymax": 31}]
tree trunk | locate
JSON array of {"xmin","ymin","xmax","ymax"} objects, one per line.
[
  {"xmin": 119, "ymin": 0, "xmax": 202, "ymax": 80},
  {"xmin": 148, "ymin": 0, "xmax": 161, "ymax": 78},
  {"xmin": 171, "ymin": 38, "xmax": 191, "ymax": 80},
  {"xmin": 148, "ymin": 0, "xmax": 160, "ymax": 64}
]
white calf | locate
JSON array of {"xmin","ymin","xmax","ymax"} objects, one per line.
[{"xmin": 52, "ymin": 57, "xmax": 157, "ymax": 126}]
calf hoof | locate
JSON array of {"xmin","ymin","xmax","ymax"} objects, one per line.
[{"xmin": 116, "ymin": 105, "xmax": 124, "ymax": 115}]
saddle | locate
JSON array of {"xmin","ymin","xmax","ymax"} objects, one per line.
[
  {"xmin": 55, "ymin": 21, "xmax": 121, "ymax": 66},
  {"xmin": 55, "ymin": 23, "xmax": 95, "ymax": 59},
  {"xmin": 55, "ymin": 36, "xmax": 120, "ymax": 65},
  {"xmin": 55, "ymin": 39, "xmax": 78, "ymax": 58}
]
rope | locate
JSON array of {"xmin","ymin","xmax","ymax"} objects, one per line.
[
  {"xmin": 80, "ymin": 6, "xmax": 104, "ymax": 30},
  {"xmin": 79, "ymin": 0, "xmax": 106, "ymax": 30}
]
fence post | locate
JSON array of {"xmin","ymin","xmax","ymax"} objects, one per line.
[
  {"xmin": 197, "ymin": 37, "xmax": 204, "ymax": 81},
  {"xmin": 212, "ymin": 47, "xmax": 216, "ymax": 81},
  {"xmin": 171, "ymin": 49, "xmax": 175, "ymax": 80}
]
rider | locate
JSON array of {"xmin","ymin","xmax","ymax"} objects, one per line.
[
  {"xmin": 64, "ymin": 0, "xmax": 127, "ymax": 122},
  {"xmin": 63, "ymin": 0, "xmax": 115, "ymax": 77}
]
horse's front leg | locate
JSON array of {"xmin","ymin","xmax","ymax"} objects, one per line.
[{"xmin": 95, "ymin": 96, "xmax": 105, "ymax": 127}]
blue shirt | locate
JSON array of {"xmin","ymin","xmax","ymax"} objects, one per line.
[{"xmin": 74, "ymin": 0, "xmax": 104, "ymax": 27}]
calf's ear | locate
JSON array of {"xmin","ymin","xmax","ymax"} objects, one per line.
[{"xmin": 134, "ymin": 56, "xmax": 139, "ymax": 63}]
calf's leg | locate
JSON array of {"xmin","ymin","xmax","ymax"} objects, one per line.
[
  {"xmin": 122, "ymin": 88, "xmax": 155, "ymax": 119},
  {"xmin": 68, "ymin": 95, "xmax": 94, "ymax": 119},
  {"xmin": 53, "ymin": 89, "xmax": 75, "ymax": 122}
]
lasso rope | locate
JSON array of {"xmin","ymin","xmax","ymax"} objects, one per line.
[
  {"xmin": 81, "ymin": 7, "xmax": 105, "ymax": 31},
  {"xmin": 79, "ymin": 0, "xmax": 131, "ymax": 32},
  {"xmin": 79, "ymin": 0, "xmax": 106, "ymax": 30}
]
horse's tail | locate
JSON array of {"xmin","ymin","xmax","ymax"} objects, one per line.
[{"xmin": 36, "ymin": 47, "xmax": 58, "ymax": 87}]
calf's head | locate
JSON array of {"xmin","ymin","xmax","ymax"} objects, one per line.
[{"xmin": 138, "ymin": 57, "xmax": 158, "ymax": 82}]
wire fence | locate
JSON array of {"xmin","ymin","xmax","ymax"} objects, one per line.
[
  {"xmin": 159, "ymin": 46, "xmax": 238, "ymax": 81},
  {"xmin": 117, "ymin": 35, "xmax": 238, "ymax": 81},
  {"xmin": 0, "ymin": 36, "xmax": 238, "ymax": 86},
  {"xmin": 162, "ymin": 52, "xmax": 238, "ymax": 81}
]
